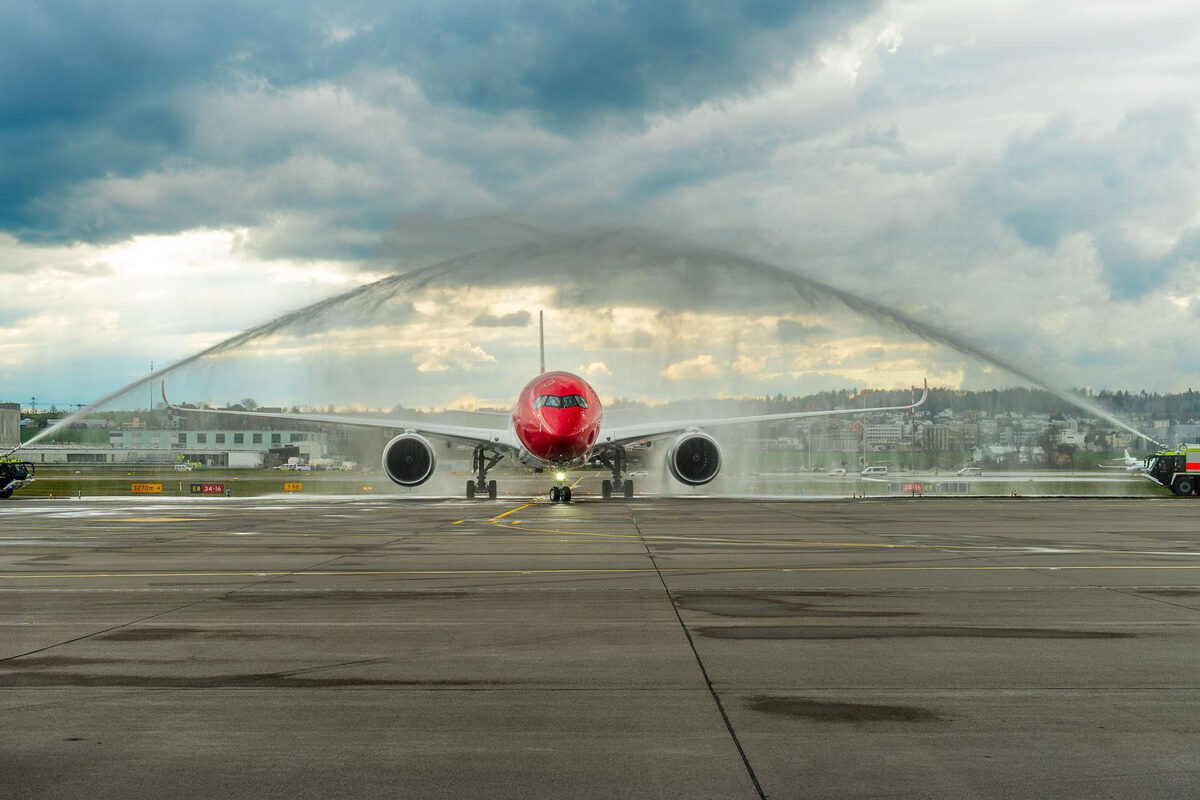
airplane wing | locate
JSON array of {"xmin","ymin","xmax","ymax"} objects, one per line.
[
  {"xmin": 162, "ymin": 385, "xmax": 518, "ymax": 451},
  {"xmin": 596, "ymin": 381, "xmax": 928, "ymax": 449}
]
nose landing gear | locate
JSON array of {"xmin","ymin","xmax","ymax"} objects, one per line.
[{"xmin": 550, "ymin": 468, "xmax": 572, "ymax": 503}]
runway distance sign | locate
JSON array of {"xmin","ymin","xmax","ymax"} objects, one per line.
[
  {"xmin": 284, "ymin": 482, "xmax": 303, "ymax": 492},
  {"xmin": 190, "ymin": 483, "xmax": 225, "ymax": 495},
  {"xmin": 131, "ymin": 483, "xmax": 163, "ymax": 494}
]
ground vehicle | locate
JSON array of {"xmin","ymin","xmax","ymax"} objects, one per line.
[
  {"xmin": 829, "ymin": 468, "xmax": 847, "ymax": 476},
  {"xmin": 1143, "ymin": 447, "xmax": 1200, "ymax": 495},
  {"xmin": 0, "ymin": 460, "xmax": 35, "ymax": 498},
  {"xmin": 956, "ymin": 466, "xmax": 982, "ymax": 476},
  {"xmin": 173, "ymin": 463, "xmax": 194, "ymax": 472},
  {"xmin": 860, "ymin": 466, "xmax": 888, "ymax": 477}
]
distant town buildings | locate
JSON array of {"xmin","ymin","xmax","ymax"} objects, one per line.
[{"xmin": 5, "ymin": 391, "xmax": 1200, "ymax": 471}]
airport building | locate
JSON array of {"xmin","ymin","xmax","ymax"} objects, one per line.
[
  {"xmin": 808, "ymin": 429, "xmax": 862, "ymax": 453},
  {"xmin": 863, "ymin": 422, "xmax": 905, "ymax": 448},
  {"xmin": 108, "ymin": 427, "xmax": 331, "ymax": 467},
  {"xmin": 1167, "ymin": 423, "xmax": 1200, "ymax": 447},
  {"xmin": 13, "ymin": 427, "xmax": 331, "ymax": 467},
  {"xmin": 0, "ymin": 404, "xmax": 18, "ymax": 448}
]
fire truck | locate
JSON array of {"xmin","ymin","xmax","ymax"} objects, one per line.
[
  {"xmin": 1144, "ymin": 447, "xmax": 1200, "ymax": 495},
  {"xmin": 0, "ymin": 459, "xmax": 35, "ymax": 499}
]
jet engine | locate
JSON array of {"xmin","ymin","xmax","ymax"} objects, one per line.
[
  {"xmin": 666, "ymin": 432, "xmax": 721, "ymax": 486},
  {"xmin": 381, "ymin": 433, "xmax": 437, "ymax": 487}
]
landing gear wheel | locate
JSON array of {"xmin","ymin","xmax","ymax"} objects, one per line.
[
  {"xmin": 601, "ymin": 479, "xmax": 612, "ymax": 500},
  {"xmin": 0, "ymin": 489, "xmax": 12, "ymax": 499},
  {"xmin": 623, "ymin": 480, "xmax": 634, "ymax": 499},
  {"xmin": 550, "ymin": 486, "xmax": 561, "ymax": 502},
  {"xmin": 469, "ymin": 445, "xmax": 504, "ymax": 502},
  {"xmin": 561, "ymin": 486, "xmax": 572, "ymax": 502},
  {"xmin": 1175, "ymin": 477, "xmax": 1194, "ymax": 496}
]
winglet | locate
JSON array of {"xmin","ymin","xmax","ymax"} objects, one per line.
[
  {"xmin": 910, "ymin": 379, "xmax": 929, "ymax": 412},
  {"xmin": 161, "ymin": 381, "xmax": 173, "ymax": 410}
]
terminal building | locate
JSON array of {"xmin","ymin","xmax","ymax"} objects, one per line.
[
  {"xmin": 1, "ymin": 404, "xmax": 18, "ymax": 448},
  {"xmin": 15, "ymin": 427, "xmax": 331, "ymax": 467},
  {"xmin": 109, "ymin": 427, "xmax": 330, "ymax": 467}
]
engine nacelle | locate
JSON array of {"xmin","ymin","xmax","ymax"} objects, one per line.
[
  {"xmin": 666, "ymin": 432, "xmax": 722, "ymax": 486},
  {"xmin": 381, "ymin": 433, "xmax": 437, "ymax": 487}
]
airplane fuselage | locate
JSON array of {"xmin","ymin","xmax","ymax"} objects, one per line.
[{"xmin": 511, "ymin": 371, "xmax": 602, "ymax": 466}]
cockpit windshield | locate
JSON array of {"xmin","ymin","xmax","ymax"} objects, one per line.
[{"xmin": 534, "ymin": 394, "xmax": 588, "ymax": 410}]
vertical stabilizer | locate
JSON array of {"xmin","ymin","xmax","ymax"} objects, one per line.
[{"xmin": 539, "ymin": 310, "xmax": 545, "ymax": 374}]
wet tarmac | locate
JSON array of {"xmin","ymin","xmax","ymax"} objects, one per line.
[{"xmin": 4, "ymin": 494, "xmax": 1200, "ymax": 798}]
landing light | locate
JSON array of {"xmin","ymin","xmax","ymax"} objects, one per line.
[{"xmin": 556, "ymin": 472, "xmax": 566, "ymax": 482}]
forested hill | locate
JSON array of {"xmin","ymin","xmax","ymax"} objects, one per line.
[{"xmin": 608, "ymin": 387, "xmax": 1200, "ymax": 421}]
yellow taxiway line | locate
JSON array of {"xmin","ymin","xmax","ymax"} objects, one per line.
[{"xmin": 490, "ymin": 502, "xmax": 534, "ymax": 521}]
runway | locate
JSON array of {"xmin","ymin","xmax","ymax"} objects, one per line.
[{"xmin": 4, "ymin": 495, "xmax": 1200, "ymax": 798}]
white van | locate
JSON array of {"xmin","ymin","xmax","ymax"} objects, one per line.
[
  {"xmin": 860, "ymin": 466, "xmax": 888, "ymax": 477},
  {"xmin": 956, "ymin": 466, "xmax": 982, "ymax": 476}
]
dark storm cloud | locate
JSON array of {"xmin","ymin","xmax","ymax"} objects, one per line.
[
  {"xmin": 471, "ymin": 310, "xmax": 532, "ymax": 327},
  {"xmin": 976, "ymin": 104, "xmax": 1200, "ymax": 299},
  {"xmin": 0, "ymin": 1, "xmax": 877, "ymax": 246},
  {"xmin": 0, "ymin": 2, "xmax": 306, "ymax": 241},
  {"xmin": 355, "ymin": 1, "xmax": 877, "ymax": 126}
]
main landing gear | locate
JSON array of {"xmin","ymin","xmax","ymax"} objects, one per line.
[
  {"xmin": 466, "ymin": 444, "xmax": 503, "ymax": 500},
  {"xmin": 597, "ymin": 447, "xmax": 634, "ymax": 500},
  {"xmin": 549, "ymin": 485, "xmax": 572, "ymax": 503}
]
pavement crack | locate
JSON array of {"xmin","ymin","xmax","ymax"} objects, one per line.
[
  {"xmin": 627, "ymin": 507, "xmax": 768, "ymax": 800},
  {"xmin": 1103, "ymin": 585, "xmax": 1200, "ymax": 614},
  {"xmin": 0, "ymin": 592, "xmax": 225, "ymax": 665},
  {"xmin": 0, "ymin": 533, "xmax": 408, "ymax": 666}
]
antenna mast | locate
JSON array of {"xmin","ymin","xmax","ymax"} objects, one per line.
[{"xmin": 539, "ymin": 310, "xmax": 545, "ymax": 374}]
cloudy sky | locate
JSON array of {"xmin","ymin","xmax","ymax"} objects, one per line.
[{"xmin": 4, "ymin": 1, "xmax": 1200, "ymax": 408}]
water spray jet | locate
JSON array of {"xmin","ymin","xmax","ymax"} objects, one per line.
[{"xmin": 6, "ymin": 227, "xmax": 1164, "ymax": 460}]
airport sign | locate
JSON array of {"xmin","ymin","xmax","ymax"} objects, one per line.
[
  {"xmin": 284, "ymin": 482, "xmax": 303, "ymax": 492},
  {"xmin": 130, "ymin": 483, "xmax": 162, "ymax": 494},
  {"xmin": 190, "ymin": 483, "xmax": 225, "ymax": 495}
]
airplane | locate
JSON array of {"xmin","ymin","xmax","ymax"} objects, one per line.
[
  {"xmin": 165, "ymin": 313, "xmax": 928, "ymax": 502},
  {"xmin": 1100, "ymin": 449, "xmax": 1145, "ymax": 473}
]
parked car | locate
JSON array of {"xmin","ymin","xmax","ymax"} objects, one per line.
[
  {"xmin": 860, "ymin": 466, "xmax": 888, "ymax": 476},
  {"xmin": 956, "ymin": 466, "xmax": 982, "ymax": 476},
  {"xmin": 829, "ymin": 468, "xmax": 847, "ymax": 476}
]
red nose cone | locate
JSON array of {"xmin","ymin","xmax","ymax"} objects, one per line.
[
  {"xmin": 538, "ymin": 407, "xmax": 583, "ymax": 437},
  {"xmin": 536, "ymin": 408, "xmax": 588, "ymax": 459},
  {"xmin": 512, "ymin": 370, "xmax": 603, "ymax": 464}
]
